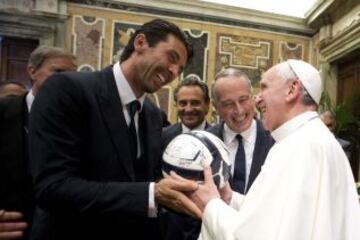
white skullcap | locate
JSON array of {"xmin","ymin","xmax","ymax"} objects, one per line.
[{"xmin": 287, "ymin": 59, "xmax": 323, "ymax": 105}]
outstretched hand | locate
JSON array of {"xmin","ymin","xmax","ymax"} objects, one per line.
[
  {"xmin": 171, "ymin": 166, "xmax": 222, "ymax": 213},
  {"xmin": 0, "ymin": 210, "xmax": 27, "ymax": 239},
  {"xmin": 155, "ymin": 177, "xmax": 202, "ymax": 219}
]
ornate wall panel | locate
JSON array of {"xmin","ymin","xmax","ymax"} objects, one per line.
[
  {"xmin": 72, "ymin": 15, "xmax": 104, "ymax": 71},
  {"xmin": 182, "ymin": 29, "xmax": 209, "ymax": 83},
  {"xmin": 111, "ymin": 21, "xmax": 137, "ymax": 64},
  {"xmin": 216, "ymin": 34, "xmax": 272, "ymax": 85},
  {"xmin": 279, "ymin": 41, "xmax": 304, "ymax": 62}
]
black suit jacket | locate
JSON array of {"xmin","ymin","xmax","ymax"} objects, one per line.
[
  {"xmin": 29, "ymin": 67, "xmax": 164, "ymax": 240},
  {"xmin": 208, "ymin": 119, "xmax": 274, "ymax": 193},
  {"xmin": 0, "ymin": 95, "xmax": 34, "ymax": 239}
]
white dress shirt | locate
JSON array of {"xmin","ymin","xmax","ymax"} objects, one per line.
[
  {"xmin": 113, "ymin": 62, "xmax": 156, "ymax": 217},
  {"xmin": 223, "ymin": 119, "xmax": 257, "ymax": 190},
  {"xmin": 181, "ymin": 120, "xmax": 207, "ymax": 133}
]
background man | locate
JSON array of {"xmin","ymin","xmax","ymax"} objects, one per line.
[
  {"xmin": 162, "ymin": 75, "xmax": 210, "ymax": 148},
  {"xmin": 177, "ymin": 60, "xmax": 360, "ymax": 240},
  {"xmin": 0, "ymin": 46, "xmax": 77, "ymax": 239},
  {"xmin": 161, "ymin": 76, "xmax": 211, "ymax": 240},
  {"xmin": 320, "ymin": 110, "xmax": 352, "ymax": 159},
  {"xmin": 29, "ymin": 19, "xmax": 198, "ymax": 240}
]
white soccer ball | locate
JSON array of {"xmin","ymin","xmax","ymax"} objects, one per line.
[{"xmin": 162, "ymin": 130, "xmax": 231, "ymax": 188}]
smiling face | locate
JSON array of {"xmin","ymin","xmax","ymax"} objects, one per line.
[
  {"xmin": 175, "ymin": 85, "xmax": 209, "ymax": 129},
  {"xmin": 132, "ymin": 34, "xmax": 188, "ymax": 96},
  {"xmin": 255, "ymin": 66, "xmax": 290, "ymax": 132},
  {"xmin": 213, "ymin": 75, "xmax": 255, "ymax": 133}
]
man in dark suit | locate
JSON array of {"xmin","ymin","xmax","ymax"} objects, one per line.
[
  {"xmin": 29, "ymin": 19, "xmax": 198, "ymax": 240},
  {"xmin": 320, "ymin": 110, "xmax": 353, "ymax": 159},
  {"xmin": 161, "ymin": 76, "xmax": 211, "ymax": 240},
  {"xmin": 162, "ymin": 76, "xmax": 211, "ymax": 149},
  {"xmin": 0, "ymin": 46, "xmax": 77, "ymax": 239},
  {"xmin": 209, "ymin": 68, "xmax": 274, "ymax": 195}
]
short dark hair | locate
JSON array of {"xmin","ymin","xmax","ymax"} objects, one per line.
[
  {"xmin": 173, "ymin": 76, "xmax": 210, "ymax": 104},
  {"xmin": 120, "ymin": 18, "xmax": 193, "ymax": 63}
]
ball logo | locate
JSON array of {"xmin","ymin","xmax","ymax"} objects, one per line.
[{"xmin": 162, "ymin": 130, "xmax": 231, "ymax": 188}]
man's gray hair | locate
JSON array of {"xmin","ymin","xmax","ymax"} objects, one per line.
[
  {"xmin": 28, "ymin": 46, "xmax": 75, "ymax": 70},
  {"xmin": 211, "ymin": 68, "xmax": 252, "ymax": 102},
  {"xmin": 275, "ymin": 62, "xmax": 316, "ymax": 106}
]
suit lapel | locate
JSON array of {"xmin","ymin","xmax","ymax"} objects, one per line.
[
  {"xmin": 247, "ymin": 120, "xmax": 266, "ymax": 190},
  {"xmin": 96, "ymin": 67, "xmax": 135, "ymax": 180},
  {"xmin": 141, "ymin": 100, "xmax": 162, "ymax": 180}
]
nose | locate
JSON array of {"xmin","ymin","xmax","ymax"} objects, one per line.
[
  {"xmin": 234, "ymin": 102, "xmax": 244, "ymax": 114},
  {"xmin": 169, "ymin": 64, "xmax": 181, "ymax": 78},
  {"xmin": 183, "ymin": 103, "xmax": 193, "ymax": 112},
  {"xmin": 254, "ymin": 94, "xmax": 261, "ymax": 104},
  {"xmin": 254, "ymin": 94, "xmax": 262, "ymax": 108}
]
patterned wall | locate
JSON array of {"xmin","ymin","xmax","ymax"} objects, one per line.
[
  {"xmin": 67, "ymin": 4, "xmax": 311, "ymax": 123},
  {"xmin": 72, "ymin": 15, "xmax": 104, "ymax": 71},
  {"xmin": 216, "ymin": 34, "xmax": 272, "ymax": 86}
]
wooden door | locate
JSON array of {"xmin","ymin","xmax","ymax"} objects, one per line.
[
  {"xmin": 0, "ymin": 36, "xmax": 39, "ymax": 88},
  {"xmin": 337, "ymin": 52, "xmax": 360, "ymax": 180}
]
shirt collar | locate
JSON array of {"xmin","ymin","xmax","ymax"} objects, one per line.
[
  {"xmin": 26, "ymin": 89, "xmax": 35, "ymax": 112},
  {"xmin": 182, "ymin": 120, "xmax": 207, "ymax": 133},
  {"xmin": 271, "ymin": 111, "xmax": 318, "ymax": 142},
  {"xmin": 223, "ymin": 119, "xmax": 256, "ymax": 144},
  {"xmin": 113, "ymin": 61, "xmax": 145, "ymax": 109}
]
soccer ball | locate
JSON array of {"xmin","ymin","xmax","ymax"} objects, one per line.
[{"xmin": 162, "ymin": 130, "xmax": 231, "ymax": 188}]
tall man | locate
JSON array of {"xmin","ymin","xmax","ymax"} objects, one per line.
[
  {"xmin": 0, "ymin": 46, "xmax": 77, "ymax": 239},
  {"xmin": 178, "ymin": 59, "xmax": 360, "ymax": 240},
  {"xmin": 29, "ymin": 19, "xmax": 198, "ymax": 240},
  {"xmin": 209, "ymin": 68, "xmax": 273, "ymax": 194},
  {"xmin": 161, "ymin": 76, "xmax": 210, "ymax": 240}
]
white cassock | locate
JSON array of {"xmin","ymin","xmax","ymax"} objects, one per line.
[{"xmin": 199, "ymin": 111, "xmax": 360, "ymax": 240}]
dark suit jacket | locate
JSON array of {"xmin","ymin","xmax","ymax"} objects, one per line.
[
  {"xmin": 160, "ymin": 122, "xmax": 211, "ymax": 240},
  {"xmin": 208, "ymin": 119, "xmax": 274, "ymax": 193},
  {"xmin": 337, "ymin": 137, "xmax": 352, "ymax": 159},
  {"xmin": 0, "ymin": 95, "xmax": 34, "ymax": 239},
  {"xmin": 29, "ymin": 66, "xmax": 164, "ymax": 240}
]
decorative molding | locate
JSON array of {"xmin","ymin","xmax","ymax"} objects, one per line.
[
  {"xmin": 279, "ymin": 41, "xmax": 304, "ymax": 62},
  {"xmin": 0, "ymin": 6, "xmax": 68, "ymax": 45},
  {"xmin": 320, "ymin": 19, "xmax": 360, "ymax": 62}
]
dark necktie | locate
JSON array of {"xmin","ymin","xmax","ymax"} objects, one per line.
[
  {"xmin": 127, "ymin": 100, "xmax": 141, "ymax": 160},
  {"xmin": 233, "ymin": 134, "xmax": 246, "ymax": 194}
]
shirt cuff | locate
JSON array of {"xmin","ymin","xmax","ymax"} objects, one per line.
[{"xmin": 148, "ymin": 182, "xmax": 157, "ymax": 218}]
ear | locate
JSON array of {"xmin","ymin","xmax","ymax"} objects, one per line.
[
  {"xmin": 285, "ymin": 80, "xmax": 301, "ymax": 103},
  {"xmin": 133, "ymin": 33, "xmax": 149, "ymax": 53},
  {"xmin": 27, "ymin": 65, "xmax": 36, "ymax": 83}
]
